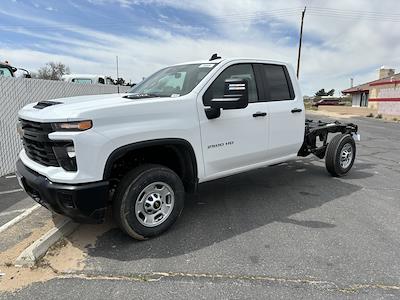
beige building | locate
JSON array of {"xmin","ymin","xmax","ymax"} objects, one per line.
[{"xmin": 342, "ymin": 67, "xmax": 400, "ymax": 115}]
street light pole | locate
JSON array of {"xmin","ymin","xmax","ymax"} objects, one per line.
[{"xmin": 296, "ymin": 6, "xmax": 306, "ymax": 79}]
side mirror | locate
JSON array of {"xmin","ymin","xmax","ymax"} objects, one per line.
[{"xmin": 205, "ymin": 78, "xmax": 249, "ymax": 119}]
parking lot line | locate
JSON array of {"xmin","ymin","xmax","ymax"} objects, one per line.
[
  {"xmin": 0, "ymin": 209, "xmax": 27, "ymax": 217},
  {"xmin": 5, "ymin": 175, "xmax": 17, "ymax": 179},
  {"xmin": 0, "ymin": 204, "xmax": 41, "ymax": 234},
  {"xmin": 0, "ymin": 188, "xmax": 24, "ymax": 195}
]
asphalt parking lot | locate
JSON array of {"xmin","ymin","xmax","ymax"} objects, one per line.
[
  {"xmin": 0, "ymin": 175, "xmax": 33, "ymax": 227},
  {"xmin": 0, "ymin": 113, "xmax": 399, "ymax": 299}
]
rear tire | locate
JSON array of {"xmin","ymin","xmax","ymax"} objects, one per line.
[
  {"xmin": 113, "ymin": 164, "xmax": 185, "ymax": 240},
  {"xmin": 325, "ymin": 134, "xmax": 356, "ymax": 177}
]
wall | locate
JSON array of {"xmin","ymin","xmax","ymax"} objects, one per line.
[
  {"xmin": 369, "ymin": 81, "xmax": 400, "ymax": 116},
  {"xmin": 0, "ymin": 77, "xmax": 131, "ymax": 176},
  {"xmin": 351, "ymin": 94, "xmax": 361, "ymax": 107},
  {"xmin": 317, "ymin": 106, "xmax": 377, "ymax": 116}
]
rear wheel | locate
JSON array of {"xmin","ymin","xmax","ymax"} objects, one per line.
[
  {"xmin": 113, "ymin": 164, "xmax": 185, "ymax": 240},
  {"xmin": 325, "ymin": 134, "xmax": 356, "ymax": 177}
]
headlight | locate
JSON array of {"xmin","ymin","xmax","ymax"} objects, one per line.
[{"xmin": 52, "ymin": 120, "xmax": 92, "ymax": 131}]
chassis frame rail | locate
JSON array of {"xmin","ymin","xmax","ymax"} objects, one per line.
[{"xmin": 298, "ymin": 119, "xmax": 358, "ymax": 159}]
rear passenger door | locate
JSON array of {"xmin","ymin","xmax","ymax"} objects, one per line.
[{"xmin": 255, "ymin": 64, "xmax": 305, "ymax": 159}]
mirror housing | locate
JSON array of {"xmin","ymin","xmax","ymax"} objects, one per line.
[
  {"xmin": 210, "ymin": 78, "xmax": 249, "ymax": 110},
  {"xmin": 205, "ymin": 78, "xmax": 249, "ymax": 119}
]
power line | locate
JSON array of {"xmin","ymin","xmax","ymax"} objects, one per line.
[{"xmin": 0, "ymin": 6, "xmax": 400, "ymax": 32}]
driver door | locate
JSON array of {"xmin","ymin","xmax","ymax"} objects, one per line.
[{"xmin": 197, "ymin": 63, "xmax": 270, "ymax": 180}]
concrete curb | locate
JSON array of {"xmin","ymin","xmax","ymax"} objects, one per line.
[{"xmin": 15, "ymin": 217, "xmax": 79, "ymax": 267}]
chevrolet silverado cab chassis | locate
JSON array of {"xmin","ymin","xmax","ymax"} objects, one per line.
[{"xmin": 16, "ymin": 56, "xmax": 359, "ymax": 240}]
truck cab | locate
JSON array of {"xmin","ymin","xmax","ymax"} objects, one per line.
[
  {"xmin": 0, "ymin": 62, "xmax": 17, "ymax": 77},
  {"xmin": 16, "ymin": 56, "xmax": 358, "ymax": 240},
  {"xmin": 61, "ymin": 74, "xmax": 114, "ymax": 85}
]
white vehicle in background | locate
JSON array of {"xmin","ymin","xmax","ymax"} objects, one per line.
[
  {"xmin": 0, "ymin": 61, "xmax": 31, "ymax": 78},
  {"xmin": 62, "ymin": 74, "xmax": 114, "ymax": 85}
]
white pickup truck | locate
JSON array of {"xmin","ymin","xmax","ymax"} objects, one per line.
[{"xmin": 16, "ymin": 55, "xmax": 359, "ymax": 240}]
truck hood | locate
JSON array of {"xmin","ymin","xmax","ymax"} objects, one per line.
[{"xmin": 18, "ymin": 93, "xmax": 168, "ymax": 122}]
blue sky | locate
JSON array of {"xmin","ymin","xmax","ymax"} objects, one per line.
[{"xmin": 1, "ymin": 0, "xmax": 400, "ymax": 95}]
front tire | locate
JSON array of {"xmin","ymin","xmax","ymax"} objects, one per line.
[
  {"xmin": 113, "ymin": 164, "xmax": 185, "ymax": 240},
  {"xmin": 325, "ymin": 134, "xmax": 356, "ymax": 177}
]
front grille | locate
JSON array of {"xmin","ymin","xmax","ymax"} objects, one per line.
[{"xmin": 20, "ymin": 119, "xmax": 59, "ymax": 167}]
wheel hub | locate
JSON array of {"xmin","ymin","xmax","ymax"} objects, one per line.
[
  {"xmin": 340, "ymin": 143, "xmax": 353, "ymax": 169},
  {"xmin": 143, "ymin": 194, "xmax": 162, "ymax": 213},
  {"xmin": 135, "ymin": 182, "xmax": 175, "ymax": 227}
]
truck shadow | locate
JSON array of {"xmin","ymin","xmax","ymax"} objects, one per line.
[{"xmin": 85, "ymin": 158, "xmax": 374, "ymax": 262}]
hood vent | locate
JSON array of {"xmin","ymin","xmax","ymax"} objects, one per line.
[{"xmin": 33, "ymin": 100, "xmax": 62, "ymax": 109}]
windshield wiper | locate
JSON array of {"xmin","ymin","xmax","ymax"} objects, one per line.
[{"xmin": 123, "ymin": 93, "xmax": 166, "ymax": 99}]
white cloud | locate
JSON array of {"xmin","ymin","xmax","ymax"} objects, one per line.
[{"xmin": 1, "ymin": 0, "xmax": 400, "ymax": 95}]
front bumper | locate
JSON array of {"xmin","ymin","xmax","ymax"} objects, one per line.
[{"xmin": 16, "ymin": 159, "xmax": 109, "ymax": 223}]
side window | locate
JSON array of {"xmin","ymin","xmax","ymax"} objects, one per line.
[
  {"xmin": 0, "ymin": 67, "xmax": 13, "ymax": 77},
  {"xmin": 263, "ymin": 64, "xmax": 293, "ymax": 101},
  {"xmin": 203, "ymin": 64, "xmax": 258, "ymax": 105},
  {"xmin": 72, "ymin": 78, "xmax": 93, "ymax": 84}
]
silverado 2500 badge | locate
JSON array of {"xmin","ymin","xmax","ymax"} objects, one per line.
[{"xmin": 208, "ymin": 141, "xmax": 234, "ymax": 149}]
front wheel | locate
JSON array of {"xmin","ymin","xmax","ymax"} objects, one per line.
[
  {"xmin": 113, "ymin": 164, "xmax": 185, "ymax": 240},
  {"xmin": 325, "ymin": 134, "xmax": 356, "ymax": 177}
]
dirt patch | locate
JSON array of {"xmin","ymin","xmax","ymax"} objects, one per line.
[
  {"xmin": 45, "ymin": 222, "xmax": 115, "ymax": 273},
  {"xmin": 0, "ymin": 216, "xmax": 55, "ymax": 292},
  {"xmin": 306, "ymin": 109, "xmax": 356, "ymax": 119},
  {"xmin": 0, "ymin": 218, "xmax": 115, "ymax": 293}
]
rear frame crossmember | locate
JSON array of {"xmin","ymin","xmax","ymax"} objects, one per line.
[{"xmin": 298, "ymin": 119, "xmax": 358, "ymax": 159}]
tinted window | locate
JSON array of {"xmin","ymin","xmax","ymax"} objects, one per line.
[
  {"xmin": 263, "ymin": 65, "xmax": 292, "ymax": 101},
  {"xmin": 72, "ymin": 78, "xmax": 93, "ymax": 84},
  {"xmin": 203, "ymin": 64, "xmax": 258, "ymax": 105},
  {"xmin": 0, "ymin": 67, "xmax": 13, "ymax": 77}
]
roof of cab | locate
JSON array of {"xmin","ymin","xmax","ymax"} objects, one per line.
[
  {"xmin": 172, "ymin": 57, "xmax": 288, "ymax": 67},
  {"xmin": 62, "ymin": 74, "xmax": 108, "ymax": 80}
]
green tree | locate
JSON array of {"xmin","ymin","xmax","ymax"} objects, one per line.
[
  {"xmin": 315, "ymin": 88, "xmax": 335, "ymax": 97},
  {"xmin": 327, "ymin": 89, "xmax": 335, "ymax": 96},
  {"xmin": 36, "ymin": 62, "xmax": 70, "ymax": 80}
]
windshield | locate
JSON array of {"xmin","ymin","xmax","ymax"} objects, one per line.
[{"xmin": 128, "ymin": 63, "xmax": 217, "ymax": 98}]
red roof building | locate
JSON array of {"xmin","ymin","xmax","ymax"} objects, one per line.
[{"xmin": 342, "ymin": 68, "xmax": 400, "ymax": 115}]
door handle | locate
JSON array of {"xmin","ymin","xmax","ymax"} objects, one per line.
[
  {"xmin": 253, "ymin": 112, "xmax": 267, "ymax": 117},
  {"xmin": 291, "ymin": 108, "xmax": 302, "ymax": 113}
]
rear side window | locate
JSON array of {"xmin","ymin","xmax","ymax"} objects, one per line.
[{"xmin": 263, "ymin": 65, "xmax": 293, "ymax": 101}]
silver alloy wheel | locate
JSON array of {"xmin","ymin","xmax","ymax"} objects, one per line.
[
  {"xmin": 339, "ymin": 143, "xmax": 353, "ymax": 169},
  {"xmin": 135, "ymin": 182, "xmax": 175, "ymax": 227}
]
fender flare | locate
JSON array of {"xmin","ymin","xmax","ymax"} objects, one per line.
[{"xmin": 102, "ymin": 138, "xmax": 198, "ymax": 190}]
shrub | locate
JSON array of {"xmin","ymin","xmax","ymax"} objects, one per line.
[
  {"xmin": 366, "ymin": 113, "xmax": 374, "ymax": 117},
  {"xmin": 376, "ymin": 114, "xmax": 383, "ymax": 119}
]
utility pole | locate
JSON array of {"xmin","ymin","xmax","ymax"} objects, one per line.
[
  {"xmin": 296, "ymin": 6, "xmax": 306, "ymax": 78},
  {"xmin": 116, "ymin": 55, "xmax": 120, "ymax": 93}
]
